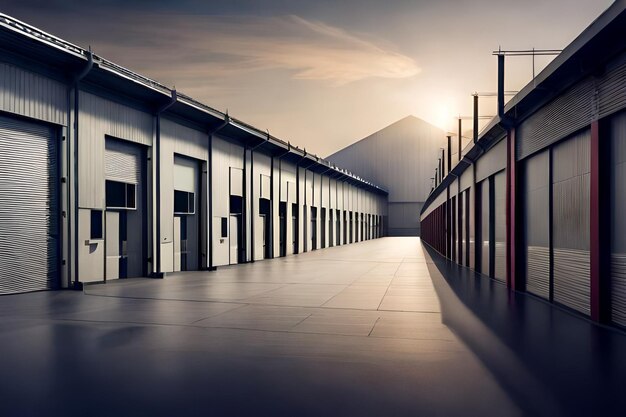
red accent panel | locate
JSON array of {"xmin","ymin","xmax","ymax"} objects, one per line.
[
  {"xmin": 590, "ymin": 120, "xmax": 601, "ymax": 322},
  {"xmin": 506, "ymin": 128, "xmax": 517, "ymax": 290}
]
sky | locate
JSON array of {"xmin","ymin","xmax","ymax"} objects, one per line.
[{"xmin": 1, "ymin": 0, "xmax": 614, "ymax": 156}]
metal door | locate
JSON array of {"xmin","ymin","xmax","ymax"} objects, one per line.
[
  {"xmin": 229, "ymin": 215, "xmax": 239, "ymax": 265},
  {"xmin": 0, "ymin": 116, "xmax": 58, "ymax": 294},
  {"xmin": 174, "ymin": 216, "xmax": 182, "ymax": 272},
  {"xmin": 105, "ymin": 211, "xmax": 120, "ymax": 280}
]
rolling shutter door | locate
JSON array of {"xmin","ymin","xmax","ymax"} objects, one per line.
[
  {"xmin": 524, "ymin": 150, "xmax": 550, "ymax": 299},
  {"xmin": 552, "ymin": 130, "xmax": 590, "ymax": 315},
  {"xmin": 493, "ymin": 170, "xmax": 507, "ymax": 282},
  {"xmin": 105, "ymin": 138, "xmax": 140, "ymax": 184},
  {"xmin": 0, "ymin": 115, "xmax": 57, "ymax": 294}
]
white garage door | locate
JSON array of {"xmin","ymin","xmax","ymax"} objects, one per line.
[{"xmin": 0, "ymin": 114, "xmax": 58, "ymax": 294}]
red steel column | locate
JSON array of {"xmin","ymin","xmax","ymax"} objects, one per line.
[
  {"xmin": 590, "ymin": 120, "xmax": 602, "ymax": 322},
  {"xmin": 506, "ymin": 127, "xmax": 517, "ymax": 290}
]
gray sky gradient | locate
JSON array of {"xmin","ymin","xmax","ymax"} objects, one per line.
[{"xmin": 1, "ymin": 0, "xmax": 614, "ymax": 156}]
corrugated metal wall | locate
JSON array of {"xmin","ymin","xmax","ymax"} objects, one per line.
[
  {"xmin": 552, "ymin": 130, "xmax": 591, "ymax": 315},
  {"xmin": 0, "ymin": 63, "xmax": 67, "ymax": 126},
  {"xmin": 327, "ymin": 116, "xmax": 444, "ymax": 236},
  {"xmin": 523, "ymin": 150, "xmax": 550, "ymax": 299},
  {"xmin": 518, "ymin": 53, "xmax": 626, "ymax": 160},
  {"xmin": 610, "ymin": 110, "xmax": 626, "ymax": 326}
]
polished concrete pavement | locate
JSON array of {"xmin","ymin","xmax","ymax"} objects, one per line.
[{"xmin": 0, "ymin": 237, "xmax": 621, "ymax": 416}]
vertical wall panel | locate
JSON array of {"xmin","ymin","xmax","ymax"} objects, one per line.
[
  {"xmin": 610, "ymin": 111, "xmax": 626, "ymax": 326},
  {"xmin": 162, "ymin": 118, "xmax": 208, "ymax": 161},
  {"xmin": 0, "ymin": 63, "xmax": 67, "ymax": 126},
  {"xmin": 523, "ymin": 150, "xmax": 551, "ymax": 299},
  {"xmin": 552, "ymin": 129, "xmax": 591, "ymax": 315}
]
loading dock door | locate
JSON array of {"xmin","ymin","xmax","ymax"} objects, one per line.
[
  {"xmin": 0, "ymin": 115, "xmax": 58, "ymax": 294},
  {"xmin": 104, "ymin": 138, "xmax": 144, "ymax": 279}
]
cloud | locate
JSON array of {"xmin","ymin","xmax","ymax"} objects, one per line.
[{"xmin": 84, "ymin": 14, "xmax": 420, "ymax": 85}]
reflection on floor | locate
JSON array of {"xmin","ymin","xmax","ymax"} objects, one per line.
[{"xmin": 1, "ymin": 237, "xmax": 622, "ymax": 416}]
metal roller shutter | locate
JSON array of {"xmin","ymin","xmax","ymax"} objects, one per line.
[
  {"xmin": 105, "ymin": 138, "xmax": 140, "ymax": 184},
  {"xmin": 552, "ymin": 130, "xmax": 590, "ymax": 315},
  {"xmin": 493, "ymin": 170, "xmax": 506, "ymax": 282},
  {"xmin": 0, "ymin": 115, "xmax": 58, "ymax": 294},
  {"xmin": 524, "ymin": 150, "xmax": 550, "ymax": 299}
]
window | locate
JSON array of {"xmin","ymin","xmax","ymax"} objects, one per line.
[
  {"xmin": 106, "ymin": 180, "xmax": 136, "ymax": 209},
  {"xmin": 90, "ymin": 210, "xmax": 103, "ymax": 239},
  {"xmin": 174, "ymin": 190, "xmax": 195, "ymax": 214},
  {"xmin": 221, "ymin": 217, "xmax": 228, "ymax": 238}
]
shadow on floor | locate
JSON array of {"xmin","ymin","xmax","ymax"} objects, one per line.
[{"xmin": 422, "ymin": 244, "xmax": 626, "ymax": 417}]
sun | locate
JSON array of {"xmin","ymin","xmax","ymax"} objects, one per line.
[{"xmin": 432, "ymin": 101, "xmax": 455, "ymax": 132}]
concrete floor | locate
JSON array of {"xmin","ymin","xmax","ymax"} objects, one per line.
[{"xmin": 0, "ymin": 236, "xmax": 603, "ymax": 416}]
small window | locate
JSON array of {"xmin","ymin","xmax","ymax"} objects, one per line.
[
  {"xmin": 106, "ymin": 180, "xmax": 136, "ymax": 209},
  {"xmin": 174, "ymin": 190, "xmax": 195, "ymax": 214},
  {"xmin": 221, "ymin": 217, "xmax": 228, "ymax": 238},
  {"xmin": 90, "ymin": 210, "xmax": 103, "ymax": 239}
]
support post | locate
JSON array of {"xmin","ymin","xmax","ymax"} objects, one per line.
[
  {"xmin": 506, "ymin": 127, "xmax": 517, "ymax": 290},
  {"xmin": 590, "ymin": 119, "xmax": 608, "ymax": 322}
]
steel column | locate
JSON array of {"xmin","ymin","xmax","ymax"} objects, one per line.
[
  {"xmin": 590, "ymin": 119, "xmax": 608, "ymax": 322},
  {"xmin": 506, "ymin": 128, "xmax": 518, "ymax": 290}
]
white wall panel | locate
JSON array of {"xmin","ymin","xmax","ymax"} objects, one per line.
[
  {"xmin": 78, "ymin": 91, "xmax": 152, "ymax": 209},
  {"xmin": 0, "ymin": 63, "xmax": 67, "ymax": 126},
  {"xmin": 162, "ymin": 118, "xmax": 208, "ymax": 161}
]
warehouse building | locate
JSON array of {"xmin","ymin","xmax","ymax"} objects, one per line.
[
  {"xmin": 420, "ymin": 1, "xmax": 626, "ymax": 327},
  {"xmin": 0, "ymin": 14, "xmax": 388, "ymax": 294},
  {"xmin": 328, "ymin": 116, "xmax": 444, "ymax": 236}
]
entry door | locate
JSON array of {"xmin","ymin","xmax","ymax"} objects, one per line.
[
  {"xmin": 174, "ymin": 216, "xmax": 182, "ymax": 272},
  {"xmin": 106, "ymin": 211, "xmax": 120, "ymax": 280},
  {"xmin": 261, "ymin": 215, "xmax": 267, "ymax": 259},
  {"xmin": 292, "ymin": 215, "xmax": 297, "ymax": 254},
  {"xmin": 229, "ymin": 215, "xmax": 239, "ymax": 265},
  {"xmin": 279, "ymin": 209, "xmax": 286, "ymax": 257}
]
